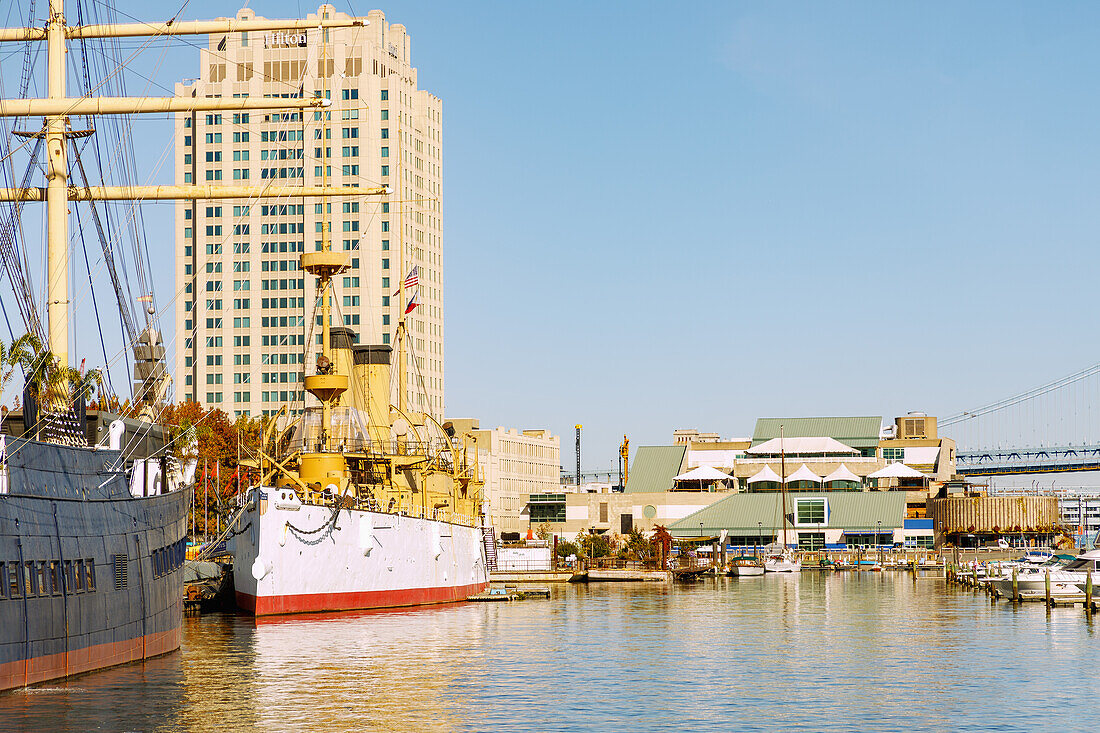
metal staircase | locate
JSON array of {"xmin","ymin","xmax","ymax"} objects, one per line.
[{"xmin": 481, "ymin": 526, "xmax": 498, "ymax": 571}]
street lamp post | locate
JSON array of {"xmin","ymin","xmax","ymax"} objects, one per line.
[
  {"xmin": 877, "ymin": 520, "xmax": 883, "ymax": 564},
  {"xmin": 757, "ymin": 521, "xmax": 762, "ymax": 558}
]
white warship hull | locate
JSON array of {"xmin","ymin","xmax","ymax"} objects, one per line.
[{"xmin": 230, "ymin": 487, "xmax": 489, "ymax": 616}]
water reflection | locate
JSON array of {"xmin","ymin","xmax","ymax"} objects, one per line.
[{"xmin": 0, "ymin": 575, "xmax": 1098, "ymax": 732}]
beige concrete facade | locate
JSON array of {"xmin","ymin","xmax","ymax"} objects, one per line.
[
  {"xmin": 472, "ymin": 427, "xmax": 561, "ymax": 536},
  {"xmin": 531, "ymin": 491, "xmax": 726, "ymax": 539},
  {"xmin": 174, "ymin": 5, "xmax": 444, "ymax": 420}
]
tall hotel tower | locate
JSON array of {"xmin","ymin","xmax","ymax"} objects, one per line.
[{"xmin": 174, "ymin": 5, "xmax": 444, "ymax": 419}]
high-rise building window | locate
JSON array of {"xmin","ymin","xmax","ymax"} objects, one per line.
[
  {"xmin": 380, "ymin": 90, "xmax": 388, "ymax": 101},
  {"xmin": 381, "ymin": 128, "xmax": 389, "ymax": 139},
  {"xmin": 380, "ymin": 165, "xmax": 389, "ymax": 177},
  {"xmin": 380, "ymin": 110, "xmax": 388, "ymax": 120}
]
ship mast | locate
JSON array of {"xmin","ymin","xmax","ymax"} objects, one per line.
[
  {"xmin": 0, "ymin": 1, "xmax": 387, "ymax": 368},
  {"xmin": 44, "ymin": 0, "xmax": 67, "ymax": 363}
]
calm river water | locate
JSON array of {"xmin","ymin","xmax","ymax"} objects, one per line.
[{"xmin": 1, "ymin": 573, "xmax": 1098, "ymax": 731}]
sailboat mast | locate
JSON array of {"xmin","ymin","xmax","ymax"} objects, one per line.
[
  {"xmin": 780, "ymin": 424, "xmax": 788, "ymax": 548},
  {"xmin": 46, "ymin": 0, "xmax": 69, "ymax": 364}
]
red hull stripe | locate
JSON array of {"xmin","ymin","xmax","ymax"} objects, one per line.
[
  {"xmin": 237, "ymin": 580, "xmax": 489, "ymax": 616},
  {"xmin": 0, "ymin": 627, "xmax": 181, "ymax": 692}
]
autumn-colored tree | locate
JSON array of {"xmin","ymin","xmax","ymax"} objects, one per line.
[{"xmin": 161, "ymin": 401, "xmax": 266, "ymax": 539}]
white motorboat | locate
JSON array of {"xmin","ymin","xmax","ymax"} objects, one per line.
[
  {"xmin": 728, "ymin": 555, "xmax": 766, "ymax": 576},
  {"xmin": 991, "ymin": 549, "xmax": 1100, "ymax": 596}
]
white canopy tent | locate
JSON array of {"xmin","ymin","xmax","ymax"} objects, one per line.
[
  {"xmin": 673, "ymin": 466, "xmax": 732, "ymax": 482},
  {"xmin": 822, "ymin": 465, "xmax": 862, "ymax": 484},
  {"xmin": 747, "ymin": 465, "xmax": 782, "ymax": 484},
  {"xmin": 746, "ymin": 436, "xmax": 859, "ymax": 455},
  {"xmin": 671, "ymin": 465, "xmax": 732, "ymax": 492},
  {"xmin": 867, "ymin": 463, "xmax": 926, "ymax": 479},
  {"xmin": 786, "ymin": 464, "xmax": 822, "ymax": 484}
]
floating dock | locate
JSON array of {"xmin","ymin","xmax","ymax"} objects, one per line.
[
  {"xmin": 587, "ymin": 568, "xmax": 671, "ymax": 582},
  {"xmin": 467, "ymin": 585, "xmax": 552, "ymax": 602}
]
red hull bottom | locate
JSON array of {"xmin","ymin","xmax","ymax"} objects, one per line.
[
  {"xmin": 0, "ymin": 627, "xmax": 181, "ymax": 692},
  {"xmin": 237, "ymin": 580, "xmax": 490, "ymax": 616}
]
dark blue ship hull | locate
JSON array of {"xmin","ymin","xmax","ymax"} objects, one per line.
[{"xmin": 0, "ymin": 436, "xmax": 188, "ymax": 690}]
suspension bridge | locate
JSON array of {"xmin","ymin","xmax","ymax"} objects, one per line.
[{"xmin": 942, "ymin": 363, "xmax": 1100, "ymax": 476}]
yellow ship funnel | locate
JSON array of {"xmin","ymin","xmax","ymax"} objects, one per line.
[
  {"xmin": 329, "ymin": 327, "xmax": 357, "ymax": 407},
  {"xmin": 353, "ymin": 344, "xmax": 393, "ymax": 445}
]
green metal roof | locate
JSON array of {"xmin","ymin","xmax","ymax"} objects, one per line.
[
  {"xmin": 624, "ymin": 445, "xmax": 686, "ymax": 494},
  {"xmin": 668, "ymin": 491, "xmax": 906, "ymax": 536},
  {"xmin": 752, "ymin": 416, "xmax": 882, "ymax": 450}
]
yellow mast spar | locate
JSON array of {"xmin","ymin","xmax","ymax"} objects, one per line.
[
  {"xmin": 298, "ymin": 13, "xmax": 349, "ymax": 485},
  {"xmin": 0, "ymin": 1, "xmax": 387, "ymax": 366}
]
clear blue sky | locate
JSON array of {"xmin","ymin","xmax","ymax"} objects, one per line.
[{"xmin": 12, "ymin": 1, "xmax": 1100, "ymax": 473}]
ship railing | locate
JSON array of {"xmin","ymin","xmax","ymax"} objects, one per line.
[
  {"xmin": 370, "ymin": 438, "xmax": 454, "ymax": 458},
  {"xmin": 286, "ymin": 437, "xmax": 372, "ymax": 454}
]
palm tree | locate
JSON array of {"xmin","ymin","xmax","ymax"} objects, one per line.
[
  {"xmin": 652, "ymin": 524, "xmax": 674, "ymax": 569},
  {"xmin": 67, "ymin": 366, "xmax": 104, "ymax": 406},
  {"xmin": 9, "ymin": 332, "xmax": 48, "ymax": 400}
]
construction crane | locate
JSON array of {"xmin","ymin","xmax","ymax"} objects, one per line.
[{"xmin": 619, "ymin": 435, "xmax": 629, "ymax": 491}]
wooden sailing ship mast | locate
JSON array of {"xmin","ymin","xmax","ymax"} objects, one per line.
[{"xmin": 0, "ymin": 0, "xmax": 388, "ymax": 370}]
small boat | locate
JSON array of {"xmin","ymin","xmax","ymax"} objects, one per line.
[
  {"xmin": 468, "ymin": 587, "xmax": 521, "ymax": 602},
  {"xmin": 764, "ymin": 550, "xmax": 802, "ymax": 573},
  {"xmin": 728, "ymin": 556, "xmax": 766, "ymax": 577}
]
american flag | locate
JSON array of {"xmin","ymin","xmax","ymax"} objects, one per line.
[{"xmin": 403, "ymin": 265, "xmax": 419, "ymax": 291}]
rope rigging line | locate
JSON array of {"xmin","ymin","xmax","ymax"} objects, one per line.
[
  {"xmin": 69, "ymin": 143, "xmax": 140, "ymax": 345},
  {"xmin": 0, "ymin": 134, "xmax": 45, "ymax": 340},
  {"xmin": 74, "ymin": 192, "xmax": 117, "ymax": 398}
]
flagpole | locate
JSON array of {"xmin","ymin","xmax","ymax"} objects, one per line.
[{"xmin": 396, "ymin": 100, "xmax": 407, "ymax": 421}]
